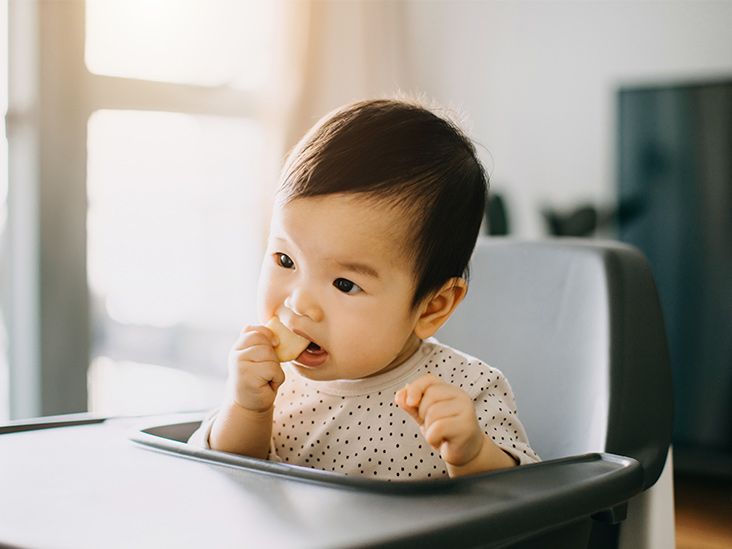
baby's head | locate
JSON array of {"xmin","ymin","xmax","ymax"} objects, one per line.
[
  {"xmin": 279, "ymin": 99, "xmax": 488, "ymax": 307},
  {"xmin": 260, "ymin": 99, "xmax": 488, "ymax": 380}
]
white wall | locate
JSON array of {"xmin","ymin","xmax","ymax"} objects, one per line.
[{"xmin": 402, "ymin": 1, "xmax": 732, "ymax": 237}]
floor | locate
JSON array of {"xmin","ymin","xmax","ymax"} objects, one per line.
[{"xmin": 675, "ymin": 473, "xmax": 732, "ymax": 549}]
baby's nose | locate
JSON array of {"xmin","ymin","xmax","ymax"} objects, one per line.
[{"xmin": 284, "ymin": 288, "xmax": 323, "ymax": 322}]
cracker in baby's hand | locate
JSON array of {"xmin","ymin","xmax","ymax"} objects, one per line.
[{"xmin": 266, "ymin": 317, "xmax": 310, "ymax": 362}]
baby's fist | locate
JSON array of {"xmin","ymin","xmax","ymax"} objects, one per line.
[
  {"xmin": 227, "ymin": 325, "xmax": 285, "ymax": 412},
  {"xmin": 395, "ymin": 374, "xmax": 484, "ymax": 467}
]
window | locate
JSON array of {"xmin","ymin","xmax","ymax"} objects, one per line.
[
  {"xmin": 4, "ymin": 0, "xmax": 282, "ymax": 418},
  {"xmin": 86, "ymin": 110, "xmax": 267, "ymax": 414},
  {"xmin": 83, "ymin": 1, "xmax": 277, "ymax": 415}
]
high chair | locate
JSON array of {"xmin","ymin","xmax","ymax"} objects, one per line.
[{"xmin": 0, "ymin": 238, "xmax": 673, "ymax": 548}]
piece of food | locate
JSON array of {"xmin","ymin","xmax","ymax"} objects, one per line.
[{"xmin": 266, "ymin": 317, "xmax": 310, "ymax": 362}]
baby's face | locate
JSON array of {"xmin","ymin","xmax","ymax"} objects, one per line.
[{"xmin": 257, "ymin": 194, "xmax": 423, "ymax": 381}]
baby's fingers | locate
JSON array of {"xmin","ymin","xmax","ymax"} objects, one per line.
[
  {"xmin": 395, "ymin": 374, "xmax": 442, "ymax": 424},
  {"xmin": 423, "ymin": 416, "xmax": 456, "ymax": 449},
  {"xmin": 395, "ymin": 388, "xmax": 420, "ymax": 423},
  {"xmin": 417, "ymin": 383, "xmax": 464, "ymax": 424},
  {"xmin": 243, "ymin": 361, "xmax": 285, "ymax": 390},
  {"xmin": 403, "ymin": 374, "xmax": 442, "ymax": 408},
  {"xmin": 230, "ymin": 342, "xmax": 278, "ymax": 366},
  {"xmin": 233, "ymin": 325, "xmax": 279, "ymax": 351},
  {"xmin": 422, "ymin": 398, "xmax": 463, "ymax": 431}
]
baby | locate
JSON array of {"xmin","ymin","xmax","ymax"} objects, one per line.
[{"xmin": 189, "ymin": 99, "xmax": 539, "ymax": 479}]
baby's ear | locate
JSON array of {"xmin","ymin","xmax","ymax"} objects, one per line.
[{"xmin": 414, "ymin": 278, "xmax": 467, "ymax": 339}]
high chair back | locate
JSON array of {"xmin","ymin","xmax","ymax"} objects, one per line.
[{"xmin": 438, "ymin": 238, "xmax": 674, "ymax": 548}]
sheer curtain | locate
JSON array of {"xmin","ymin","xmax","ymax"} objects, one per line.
[{"xmin": 281, "ymin": 0, "xmax": 412, "ymax": 152}]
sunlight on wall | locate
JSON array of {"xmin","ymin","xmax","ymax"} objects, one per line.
[{"xmin": 85, "ymin": 0, "xmax": 274, "ymax": 88}]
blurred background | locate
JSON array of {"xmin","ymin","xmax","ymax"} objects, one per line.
[{"xmin": 0, "ymin": 0, "xmax": 731, "ymax": 528}]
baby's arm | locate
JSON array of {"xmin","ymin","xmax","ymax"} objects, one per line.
[
  {"xmin": 209, "ymin": 326, "xmax": 286, "ymax": 458},
  {"xmin": 395, "ymin": 374, "xmax": 516, "ymax": 477}
]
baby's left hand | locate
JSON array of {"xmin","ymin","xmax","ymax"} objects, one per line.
[{"xmin": 395, "ymin": 374, "xmax": 485, "ymax": 469}]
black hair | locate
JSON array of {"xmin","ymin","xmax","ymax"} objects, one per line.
[{"xmin": 278, "ymin": 98, "xmax": 488, "ymax": 307}]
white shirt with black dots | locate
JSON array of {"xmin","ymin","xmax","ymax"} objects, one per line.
[{"xmin": 189, "ymin": 338, "xmax": 539, "ymax": 480}]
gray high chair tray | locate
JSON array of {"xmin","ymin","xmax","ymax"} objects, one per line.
[
  {"xmin": 0, "ymin": 413, "xmax": 643, "ymax": 548},
  {"xmin": 131, "ymin": 417, "xmax": 642, "ymax": 497}
]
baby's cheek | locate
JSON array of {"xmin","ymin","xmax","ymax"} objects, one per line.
[
  {"xmin": 257, "ymin": 283, "xmax": 284, "ymax": 324},
  {"xmin": 255, "ymin": 291, "xmax": 272, "ymax": 325},
  {"xmin": 256, "ymin": 268, "xmax": 280, "ymax": 323},
  {"xmin": 343, "ymin": 344, "xmax": 376, "ymax": 371}
]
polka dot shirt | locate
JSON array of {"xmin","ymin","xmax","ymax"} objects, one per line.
[{"xmin": 190, "ymin": 339, "xmax": 539, "ymax": 480}]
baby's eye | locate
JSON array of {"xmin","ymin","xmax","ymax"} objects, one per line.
[
  {"xmin": 276, "ymin": 253, "xmax": 295, "ymax": 269},
  {"xmin": 333, "ymin": 278, "xmax": 362, "ymax": 295}
]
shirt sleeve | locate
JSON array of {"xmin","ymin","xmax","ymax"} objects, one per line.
[
  {"xmin": 187, "ymin": 409, "xmax": 218, "ymax": 449},
  {"xmin": 187, "ymin": 408, "xmax": 282, "ymax": 462},
  {"xmin": 471, "ymin": 364, "xmax": 540, "ymax": 465}
]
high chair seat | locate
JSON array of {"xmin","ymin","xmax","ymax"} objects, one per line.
[{"xmin": 438, "ymin": 237, "xmax": 674, "ymax": 547}]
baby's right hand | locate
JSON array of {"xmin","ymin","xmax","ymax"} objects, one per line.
[{"xmin": 226, "ymin": 326, "xmax": 286, "ymax": 413}]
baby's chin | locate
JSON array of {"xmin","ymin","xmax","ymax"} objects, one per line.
[
  {"xmin": 290, "ymin": 362, "xmax": 348, "ymax": 382},
  {"xmin": 290, "ymin": 360, "xmax": 398, "ymax": 382}
]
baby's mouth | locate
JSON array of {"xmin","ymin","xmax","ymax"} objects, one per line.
[{"xmin": 295, "ymin": 340, "xmax": 329, "ymax": 367}]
